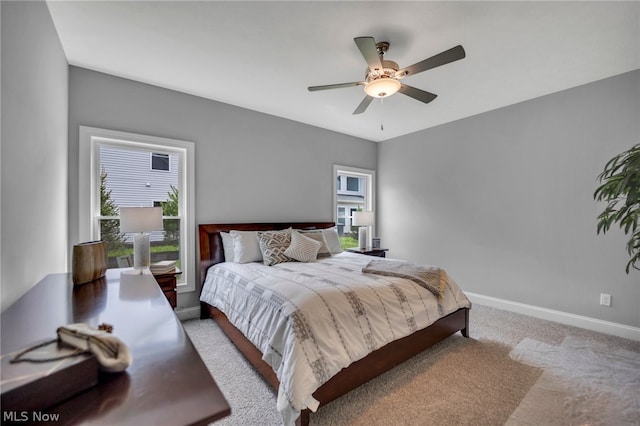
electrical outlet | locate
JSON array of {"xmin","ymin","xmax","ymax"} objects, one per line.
[{"xmin": 600, "ymin": 293, "xmax": 612, "ymax": 307}]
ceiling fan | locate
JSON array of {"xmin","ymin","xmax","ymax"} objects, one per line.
[{"xmin": 308, "ymin": 37, "xmax": 465, "ymax": 115}]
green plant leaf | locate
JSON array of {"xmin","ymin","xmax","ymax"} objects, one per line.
[{"xmin": 595, "ymin": 143, "xmax": 640, "ymax": 273}]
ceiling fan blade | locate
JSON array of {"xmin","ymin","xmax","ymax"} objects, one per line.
[
  {"xmin": 396, "ymin": 45, "xmax": 466, "ymax": 78},
  {"xmin": 308, "ymin": 82, "xmax": 363, "ymax": 91},
  {"xmin": 398, "ymin": 84, "xmax": 438, "ymax": 104},
  {"xmin": 353, "ymin": 95, "xmax": 374, "ymax": 115},
  {"xmin": 354, "ymin": 37, "xmax": 383, "ymax": 72}
]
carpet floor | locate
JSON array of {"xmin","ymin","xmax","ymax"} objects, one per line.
[{"xmin": 182, "ymin": 305, "xmax": 639, "ymax": 426}]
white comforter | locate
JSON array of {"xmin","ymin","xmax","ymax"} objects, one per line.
[{"xmin": 200, "ymin": 252, "xmax": 470, "ymax": 425}]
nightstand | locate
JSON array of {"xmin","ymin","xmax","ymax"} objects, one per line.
[
  {"xmin": 152, "ymin": 269, "xmax": 181, "ymax": 309},
  {"xmin": 346, "ymin": 248, "xmax": 389, "ymax": 258}
]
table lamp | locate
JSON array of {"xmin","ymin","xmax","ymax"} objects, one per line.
[
  {"xmin": 352, "ymin": 211, "xmax": 374, "ymax": 250},
  {"xmin": 120, "ymin": 207, "xmax": 163, "ymax": 270}
]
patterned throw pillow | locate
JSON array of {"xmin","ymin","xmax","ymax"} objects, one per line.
[
  {"xmin": 285, "ymin": 231, "xmax": 322, "ymax": 262},
  {"xmin": 258, "ymin": 229, "xmax": 292, "ymax": 266}
]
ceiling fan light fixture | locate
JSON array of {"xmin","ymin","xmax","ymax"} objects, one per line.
[
  {"xmin": 364, "ymin": 78, "xmax": 401, "ymax": 98},
  {"xmin": 308, "ymin": 37, "xmax": 465, "ymax": 116}
]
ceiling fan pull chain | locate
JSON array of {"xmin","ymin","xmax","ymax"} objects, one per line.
[{"xmin": 380, "ymin": 98, "xmax": 384, "ymax": 131}]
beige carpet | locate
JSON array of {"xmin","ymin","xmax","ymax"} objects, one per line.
[
  {"xmin": 309, "ymin": 336, "xmax": 541, "ymax": 426},
  {"xmin": 507, "ymin": 336, "xmax": 640, "ymax": 426},
  {"xmin": 182, "ymin": 305, "xmax": 639, "ymax": 425}
]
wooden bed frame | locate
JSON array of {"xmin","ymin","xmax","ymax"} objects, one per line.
[{"xmin": 198, "ymin": 222, "xmax": 470, "ymax": 426}]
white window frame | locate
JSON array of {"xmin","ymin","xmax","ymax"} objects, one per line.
[
  {"xmin": 333, "ymin": 165, "xmax": 376, "ymax": 237},
  {"xmin": 79, "ymin": 126, "xmax": 196, "ymax": 292}
]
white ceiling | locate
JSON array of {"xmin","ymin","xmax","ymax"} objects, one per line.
[{"xmin": 46, "ymin": 1, "xmax": 639, "ymax": 142}]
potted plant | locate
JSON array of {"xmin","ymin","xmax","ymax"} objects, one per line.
[{"xmin": 594, "ymin": 143, "xmax": 640, "ymax": 273}]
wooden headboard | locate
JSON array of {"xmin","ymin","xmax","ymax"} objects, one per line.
[{"xmin": 198, "ymin": 222, "xmax": 335, "ymax": 290}]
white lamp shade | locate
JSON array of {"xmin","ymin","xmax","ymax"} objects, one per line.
[
  {"xmin": 120, "ymin": 207, "xmax": 163, "ymax": 233},
  {"xmin": 352, "ymin": 211, "xmax": 374, "ymax": 227}
]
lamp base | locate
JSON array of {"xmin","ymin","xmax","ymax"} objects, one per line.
[
  {"xmin": 132, "ymin": 233, "xmax": 151, "ymax": 270},
  {"xmin": 358, "ymin": 227, "xmax": 368, "ymax": 250}
]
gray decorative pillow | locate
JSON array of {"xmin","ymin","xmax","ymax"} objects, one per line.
[
  {"xmin": 220, "ymin": 232, "xmax": 235, "ymax": 262},
  {"xmin": 230, "ymin": 230, "xmax": 262, "ymax": 263},
  {"xmin": 258, "ymin": 229, "xmax": 293, "ymax": 266},
  {"xmin": 299, "ymin": 230, "xmax": 332, "ymax": 257},
  {"xmin": 323, "ymin": 227, "xmax": 343, "ymax": 254},
  {"xmin": 285, "ymin": 231, "xmax": 321, "ymax": 262}
]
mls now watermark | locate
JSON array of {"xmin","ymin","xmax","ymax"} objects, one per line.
[{"xmin": 3, "ymin": 411, "xmax": 61, "ymax": 422}]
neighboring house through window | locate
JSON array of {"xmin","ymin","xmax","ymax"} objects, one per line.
[
  {"xmin": 79, "ymin": 126, "xmax": 196, "ymax": 292},
  {"xmin": 333, "ymin": 165, "xmax": 375, "ymax": 249}
]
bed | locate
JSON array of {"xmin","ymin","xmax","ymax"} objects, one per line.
[{"xmin": 198, "ymin": 222, "xmax": 471, "ymax": 426}]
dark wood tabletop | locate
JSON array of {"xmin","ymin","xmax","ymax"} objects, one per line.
[{"xmin": 1, "ymin": 269, "xmax": 231, "ymax": 425}]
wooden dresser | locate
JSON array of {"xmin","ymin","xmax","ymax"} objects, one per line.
[{"xmin": 1, "ymin": 270, "xmax": 230, "ymax": 425}]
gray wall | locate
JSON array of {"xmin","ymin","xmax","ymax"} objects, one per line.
[
  {"xmin": 1, "ymin": 1, "xmax": 69, "ymax": 312},
  {"xmin": 379, "ymin": 70, "xmax": 640, "ymax": 327},
  {"xmin": 68, "ymin": 67, "xmax": 377, "ymax": 309}
]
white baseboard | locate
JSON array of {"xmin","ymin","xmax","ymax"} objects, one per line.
[
  {"xmin": 175, "ymin": 306, "xmax": 200, "ymax": 321},
  {"xmin": 465, "ymin": 292, "xmax": 640, "ymax": 342}
]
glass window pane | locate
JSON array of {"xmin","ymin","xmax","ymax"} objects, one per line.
[
  {"xmin": 150, "ymin": 218, "xmax": 181, "ymax": 268},
  {"xmin": 100, "ymin": 169, "xmax": 120, "ymax": 216},
  {"xmin": 99, "ymin": 218, "xmax": 181, "ymax": 269},
  {"xmin": 100, "ymin": 219, "xmax": 129, "ymax": 268},
  {"xmin": 335, "ymin": 167, "xmax": 374, "ymax": 251},
  {"xmin": 346, "ymin": 176, "xmax": 359, "ymax": 191},
  {"xmin": 151, "ymin": 153, "xmax": 170, "ymax": 171},
  {"xmin": 100, "ymin": 145, "xmax": 181, "ymax": 269}
]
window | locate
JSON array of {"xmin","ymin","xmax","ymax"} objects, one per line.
[
  {"xmin": 346, "ymin": 176, "xmax": 360, "ymax": 192},
  {"xmin": 79, "ymin": 127, "xmax": 196, "ymax": 292},
  {"xmin": 333, "ymin": 165, "xmax": 375, "ymax": 249},
  {"xmin": 151, "ymin": 152, "xmax": 170, "ymax": 171},
  {"xmin": 337, "ymin": 175, "xmax": 365, "ymax": 197}
]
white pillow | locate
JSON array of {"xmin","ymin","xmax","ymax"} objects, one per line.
[
  {"xmin": 323, "ymin": 227, "xmax": 343, "ymax": 254},
  {"xmin": 230, "ymin": 230, "xmax": 262, "ymax": 263},
  {"xmin": 220, "ymin": 232, "xmax": 235, "ymax": 262},
  {"xmin": 285, "ymin": 231, "xmax": 321, "ymax": 262}
]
